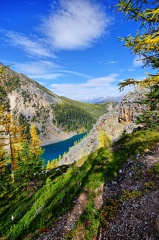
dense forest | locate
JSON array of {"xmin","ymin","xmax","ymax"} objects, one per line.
[
  {"xmin": 52, "ymin": 102, "xmax": 96, "ymax": 131},
  {"xmin": 52, "ymin": 97, "xmax": 117, "ymax": 132}
]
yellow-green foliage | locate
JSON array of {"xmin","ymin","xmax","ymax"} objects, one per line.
[
  {"xmin": 144, "ymin": 181, "xmax": 156, "ymax": 190},
  {"xmin": 101, "ymin": 189, "xmax": 142, "ymax": 226},
  {"xmin": 149, "ymin": 162, "xmax": 159, "ymax": 175},
  {"xmin": 0, "ymin": 106, "xmax": 25, "ymax": 182},
  {"xmin": 120, "ymin": 189, "xmax": 142, "ymax": 202},
  {"xmin": 117, "ymin": 0, "xmax": 159, "ymax": 91},
  {"xmin": 46, "ymin": 159, "xmax": 58, "ymax": 170},
  {"xmin": 101, "ymin": 198, "xmax": 120, "ymax": 226},
  {"xmin": 30, "ymin": 124, "xmax": 42, "ymax": 157},
  {"xmin": 98, "ymin": 130, "xmax": 110, "ymax": 148}
]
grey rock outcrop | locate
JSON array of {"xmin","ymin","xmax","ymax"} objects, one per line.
[
  {"xmin": 58, "ymin": 88, "xmax": 148, "ymax": 166},
  {"xmin": 0, "ymin": 63, "xmax": 89, "ymax": 145}
]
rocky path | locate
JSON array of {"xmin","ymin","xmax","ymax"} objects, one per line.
[
  {"xmin": 37, "ymin": 143, "xmax": 159, "ymax": 240},
  {"xmin": 37, "ymin": 193, "xmax": 88, "ymax": 240},
  {"xmin": 100, "ymin": 143, "xmax": 159, "ymax": 239}
]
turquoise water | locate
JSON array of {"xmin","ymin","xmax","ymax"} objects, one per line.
[{"xmin": 42, "ymin": 132, "xmax": 87, "ymax": 163}]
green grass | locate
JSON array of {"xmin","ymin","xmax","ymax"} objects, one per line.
[
  {"xmin": 105, "ymin": 129, "xmax": 159, "ymax": 181},
  {"xmin": 0, "ymin": 128, "xmax": 159, "ymax": 239}
]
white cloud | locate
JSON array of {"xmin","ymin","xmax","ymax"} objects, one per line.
[
  {"xmin": 41, "ymin": 0, "xmax": 111, "ymax": 50},
  {"xmin": 1, "ymin": 0, "xmax": 112, "ymax": 58},
  {"xmin": 9, "ymin": 59, "xmax": 132, "ymax": 100},
  {"xmin": 29, "ymin": 73, "xmax": 64, "ymax": 80},
  {"xmin": 50, "ymin": 73, "xmax": 121, "ymax": 100},
  {"xmin": 3, "ymin": 31, "xmax": 53, "ymax": 58},
  {"xmin": 50, "ymin": 82, "xmax": 128, "ymax": 100},
  {"xmin": 107, "ymin": 61, "xmax": 118, "ymax": 64},
  {"xmin": 128, "ymin": 68, "xmax": 134, "ymax": 72},
  {"xmin": 60, "ymin": 70, "xmax": 91, "ymax": 79},
  {"xmin": 10, "ymin": 60, "xmax": 91, "ymax": 81},
  {"xmin": 87, "ymin": 74, "xmax": 118, "ymax": 86},
  {"xmin": 11, "ymin": 60, "xmax": 60, "ymax": 76},
  {"xmin": 99, "ymin": 60, "xmax": 119, "ymax": 65},
  {"xmin": 133, "ymin": 56, "xmax": 143, "ymax": 67}
]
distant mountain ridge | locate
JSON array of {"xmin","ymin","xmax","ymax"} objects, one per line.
[
  {"xmin": 80, "ymin": 95, "xmax": 123, "ymax": 104},
  {"xmin": 0, "ymin": 63, "xmax": 115, "ymax": 145}
]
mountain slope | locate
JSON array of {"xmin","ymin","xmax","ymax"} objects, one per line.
[
  {"xmin": 58, "ymin": 88, "xmax": 149, "ymax": 166},
  {"xmin": 0, "ymin": 128, "xmax": 159, "ymax": 239},
  {"xmin": 0, "ymin": 63, "xmax": 115, "ymax": 145}
]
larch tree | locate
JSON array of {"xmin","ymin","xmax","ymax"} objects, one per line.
[
  {"xmin": 117, "ymin": 0, "xmax": 159, "ymax": 90},
  {"xmin": 0, "ymin": 106, "xmax": 7, "ymax": 185},
  {"xmin": 29, "ymin": 124, "xmax": 43, "ymax": 158},
  {"xmin": 0, "ymin": 106, "xmax": 25, "ymax": 182},
  {"xmin": 116, "ymin": 0, "xmax": 159, "ymax": 128},
  {"xmin": 98, "ymin": 130, "xmax": 110, "ymax": 148}
]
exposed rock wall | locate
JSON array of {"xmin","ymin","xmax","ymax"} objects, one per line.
[
  {"xmin": 0, "ymin": 63, "xmax": 82, "ymax": 144},
  {"xmin": 58, "ymin": 89, "xmax": 148, "ymax": 166}
]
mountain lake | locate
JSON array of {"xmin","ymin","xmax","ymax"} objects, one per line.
[{"xmin": 42, "ymin": 132, "xmax": 87, "ymax": 163}]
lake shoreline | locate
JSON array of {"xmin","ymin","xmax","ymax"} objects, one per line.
[
  {"xmin": 41, "ymin": 132, "xmax": 84, "ymax": 147},
  {"xmin": 41, "ymin": 132, "xmax": 87, "ymax": 162}
]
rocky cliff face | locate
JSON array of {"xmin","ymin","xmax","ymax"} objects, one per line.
[
  {"xmin": 7, "ymin": 79, "xmax": 77, "ymax": 145},
  {"xmin": 58, "ymin": 89, "xmax": 148, "ymax": 166},
  {"xmin": 0, "ymin": 63, "xmax": 78, "ymax": 144}
]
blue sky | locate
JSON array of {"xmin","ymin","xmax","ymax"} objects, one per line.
[{"xmin": 0, "ymin": 0, "xmax": 152, "ymax": 100}]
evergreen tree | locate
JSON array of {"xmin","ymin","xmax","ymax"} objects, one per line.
[
  {"xmin": 136, "ymin": 84, "xmax": 159, "ymax": 129},
  {"xmin": 15, "ymin": 126, "xmax": 44, "ymax": 192},
  {"xmin": 0, "ymin": 148, "xmax": 12, "ymax": 193},
  {"xmin": 0, "ymin": 64, "xmax": 20, "ymax": 92},
  {"xmin": 15, "ymin": 141, "xmax": 44, "ymax": 191},
  {"xmin": 117, "ymin": 0, "xmax": 159, "ymax": 90},
  {"xmin": 117, "ymin": 0, "xmax": 159, "ymax": 128}
]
